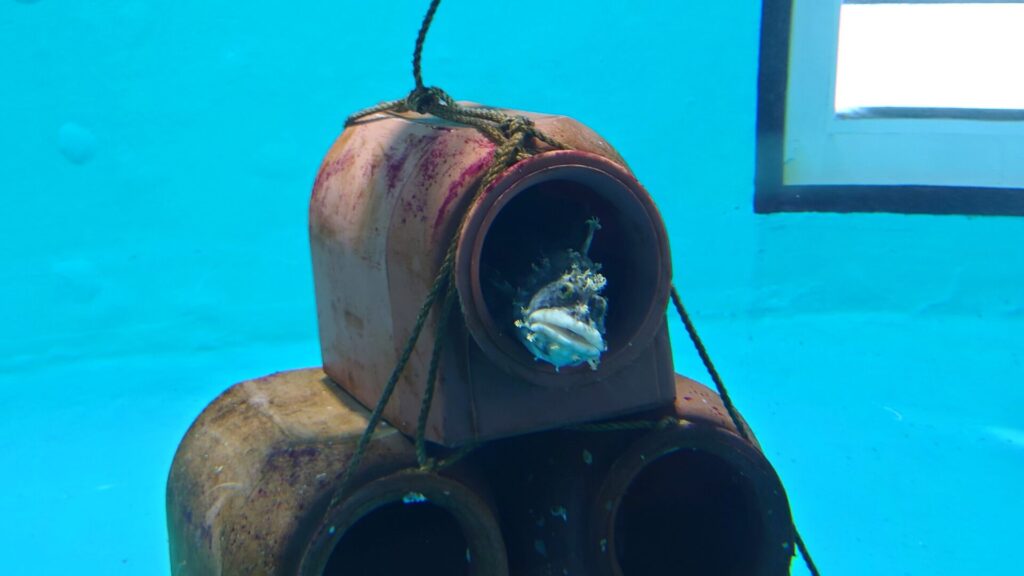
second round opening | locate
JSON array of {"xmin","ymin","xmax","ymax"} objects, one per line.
[
  {"xmin": 301, "ymin": 473, "xmax": 509, "ymax": 576},
  {"xmin": 593, "ymin": 427, "xmax": 795, "ymax": 576},
  {"xmin": 613, "ymin": 450, "xmax": 764, "ymax": 575}
]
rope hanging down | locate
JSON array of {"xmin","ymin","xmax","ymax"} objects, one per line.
[
  {"xmin": 330, "ymin": 1, "xmax": 819, "ymax": 574},
  {"xmin": 671, "ymin": 286, "xmax": 820, "ymax": 576},
  {"xmin": 327, "ymin": 98, "xmax": 566, "ymax": 500},
  {"xmin": 327, "ymin": 0, "xmax": 571, "ymax": 508}
]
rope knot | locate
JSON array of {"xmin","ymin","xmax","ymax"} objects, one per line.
[
  {"xmin": 406, "ymin": 86, "xmax": 450, "ymax": 114},
  {"xmin": 499, "ymin": 114, "xmax": 535, "ymax": 139}
]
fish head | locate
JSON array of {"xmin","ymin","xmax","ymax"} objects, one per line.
[{"xmin": 514, "ymin": 263, "xmax": 608, "ymax": 371}]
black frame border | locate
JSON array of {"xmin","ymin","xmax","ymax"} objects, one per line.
[{"xmin": 754, "ymin": 0, "xmax": 1024, "ymax": 216}]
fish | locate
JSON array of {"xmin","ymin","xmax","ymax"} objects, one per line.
[{"xmin": 513, "ymin": 217, "xmax": 608, "ymax": 371}]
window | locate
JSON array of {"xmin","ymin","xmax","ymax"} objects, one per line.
[{"xmin": 756, "ymin": 0, "xmax": 1024, "ymax": 214}]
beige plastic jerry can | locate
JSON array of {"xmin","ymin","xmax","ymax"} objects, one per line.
[{"xmin": 310, "ymin": 105, "xmax": 676, "ymax": 446}]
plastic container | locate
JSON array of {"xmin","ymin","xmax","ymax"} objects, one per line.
[{"xmin": 310, "ymin": 105, "xmax": 674, "ymax": 446}]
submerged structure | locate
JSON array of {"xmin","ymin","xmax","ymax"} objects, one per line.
[
  {"xmin": 166, "ymin": 104, "xmax": 798, "ymax": 575},
  {"xmin": 308, "ymin": 108, "xmax": 675, "ymax": 445}
]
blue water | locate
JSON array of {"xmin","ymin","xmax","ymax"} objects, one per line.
[{"xmin": 2, "ymin": 1, "xmax": 1021, "ymax": 574}]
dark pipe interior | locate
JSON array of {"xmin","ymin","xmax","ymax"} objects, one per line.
[
  {"xmin": 615, "ymin": 450, "xmax": 764, "ymax": 576},
  {"xmin": 323, "ymin": 501, "xmax": 470, "ymax": 576},
  {"xmin": 479, "ymin": 178, "xmax": 659, "ymax": 363}
]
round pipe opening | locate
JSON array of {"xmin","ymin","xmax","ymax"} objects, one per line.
[
  {"xmin": 616, "ymin": 450, "xmax": 762, "ymax": 575},
  {"xmin": 323, "ymin": 500, "xmax": 469, "ymax": 575},
  {"xmin": 457, "ymin": 151, "xmax": 670, "ymax": 385},
  {"xmin": 594, "ymin": 428, "xmax": 793, "ymax": 576},
  {"xmin": 300, "ymin": 473, "xmax": 508, "ymax": 576}
]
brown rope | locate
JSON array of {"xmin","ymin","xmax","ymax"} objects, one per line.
[
  {"xmin": 669, "ymin": 286, "xmax": 750, "ymax": 442},
  {"xmin": 412, "ymin": 0, "xmax": 442, "ymax": 90},
  {"xmin": 415, "ymin": 278, "xmax": 456, "ymax": 466},
  {"xmin": 327, "ymin": 0, "xmax": 569, "ymax": 509},
  {"xmin": 566, "ymin": 416, "xmax": 682, "ymax": 432},
  {"xmin": 670, "ymin": 284, "xmax": 819, "ymax": 575}
]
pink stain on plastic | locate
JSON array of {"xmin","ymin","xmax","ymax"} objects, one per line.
[{"xmin": 433, "ymin": 151, "xmax": 494, "ymax": 235}]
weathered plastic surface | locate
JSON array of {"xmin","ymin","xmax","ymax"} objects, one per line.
[
  {"xmin": 472, "ymin": 374, "xmax": 793, "ymax": 576},
  {"xmin": 310, "ymin": 105, "xmax": 675, "ymax": 446},
  {"xmin": 165, "ymin": 368, "xmax": 508, "ymax": 576},
  {"xmin": 167, "ymin": 370, "xmax": 792, "ymax": 575}
]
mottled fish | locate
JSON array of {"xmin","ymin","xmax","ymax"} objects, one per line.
[{"xmin": 514, "ymin": 218, "xmax": 608, "ymax": 371}]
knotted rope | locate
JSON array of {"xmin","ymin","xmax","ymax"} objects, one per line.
[{"xmin": 327, "ymin": 6, "xmax": 570, "ymax": 510}]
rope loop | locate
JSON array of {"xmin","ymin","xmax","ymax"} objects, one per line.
[
  {"xmin": 499, "ymin": 114, "xmax": 534, "ymax": 137},
  {"xmin": 406, "ymin": 85, "xmax": 452, "ymax": 114}
]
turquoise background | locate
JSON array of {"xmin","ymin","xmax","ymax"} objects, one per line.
[{"xmin": 1, "ymin": 1, "xmax": 1021, "ymax": 574}]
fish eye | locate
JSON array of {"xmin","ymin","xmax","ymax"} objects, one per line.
[{"xmin": 559, "ymin": 283, "xmax": 574, "ymax": 296}]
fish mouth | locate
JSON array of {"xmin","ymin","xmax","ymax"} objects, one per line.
[{"xmin": 524, "ymin": 307, "xmax": 606, "ymax": 356}]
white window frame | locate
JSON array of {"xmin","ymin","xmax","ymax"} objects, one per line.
[{"xmin": 755, "ymin": 0, "xmax": 1024, "ymax": 214}]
